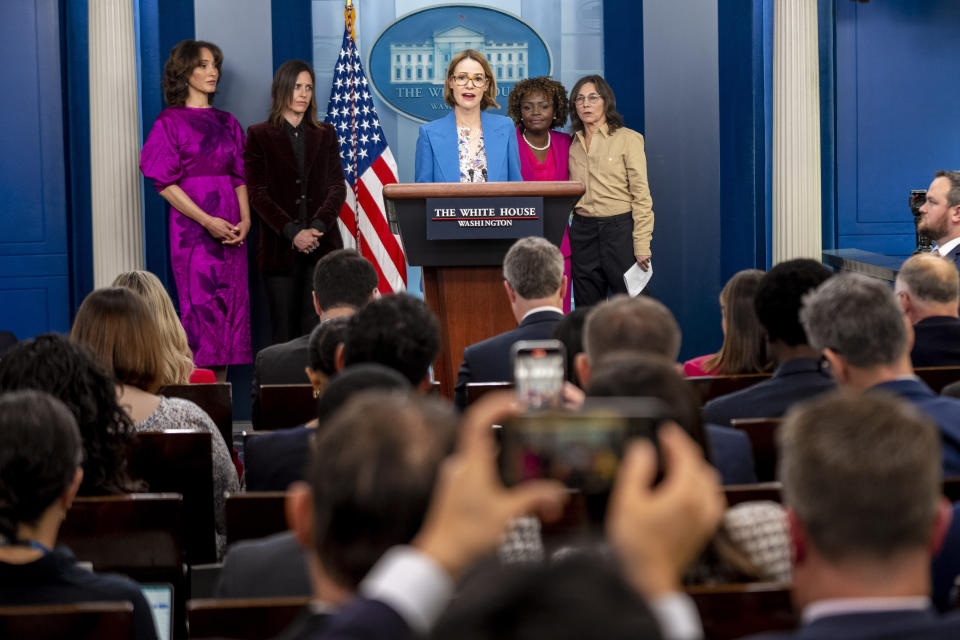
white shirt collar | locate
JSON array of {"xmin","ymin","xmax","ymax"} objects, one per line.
[
  {"xmin": 802, "ymin": 596, "xmax": 930, "ymax": 625},
  {"xmin": 521, "ymin": 306, "xmax": 563, "ymax": 322},
  {"xmin": 936, "ymin": 236, "xmax": 960, "ymax": 257}
]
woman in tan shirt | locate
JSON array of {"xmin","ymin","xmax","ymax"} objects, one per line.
[{"xmin": 568, "ymin": 75, "xmax": 654, "ymax": 306}]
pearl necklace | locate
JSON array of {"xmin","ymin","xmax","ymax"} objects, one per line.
[{"xmin": 522, "ymin": 130, "xmax": 551, "ymax": 152}]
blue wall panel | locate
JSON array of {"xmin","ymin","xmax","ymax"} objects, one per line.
[
  {"xmin": 836, "ymin": 0, "xmax": 960, "ymax": 256},
  {"xmin": 0, "ymin": 0, "xmax": 70, "ymax": 336}
]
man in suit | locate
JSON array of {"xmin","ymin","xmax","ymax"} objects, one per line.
[
  {"xmin": 703, "ymin": 259, "xmax": 835, "ymax": 427},
  {"xmin": 751, "ymin": 391, "xmax": 960, "ymax": 639},
  {"xmin": 251, "ymin": 249, "xmax": 377, "ymax": 427},
  {"xmin": 895, "ymin": 253, "xmax": 960, "ymax": 367},
  {"xmin": 802, "ymin": 273, "xmax": 960, "ymax": 475},
  {"xmin": 919, "ymin": 170, "xmax": 960, "ymax": 271},
  {"xmin": 572, "ymin": 294, "xmax": 681, "ymax": 389},
  {"xmin": 454, "ymin": 237, "xmax": 567, "ymax": 408}
]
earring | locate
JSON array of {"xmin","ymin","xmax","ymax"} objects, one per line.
[{"xmin": 312, "ymin": 387, "xmax": 321, "ymax": 399}]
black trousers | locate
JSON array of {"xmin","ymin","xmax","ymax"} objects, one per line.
[
  {"xmin": 263, "ymin": 253, "xmax": 319, "ymax": 344},
  {"xmin": 569, "ymin": 211, "xmax": 636, "ymax": 307}
]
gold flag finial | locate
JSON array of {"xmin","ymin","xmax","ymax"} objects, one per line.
[{"xmin": 345, "ymin": 0, "xmax": 356, "ymax": 42}]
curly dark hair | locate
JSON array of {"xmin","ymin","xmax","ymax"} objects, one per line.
[
  {"xmin": 343, "ymin": 294, "xmax": 440, "ymax": 386},
  {"xmin": 0, "ymin": 334, "xmax": 141, "ymax": 496},
  {"xmin": 162, "ymin": 39, "xmax": 223, "ymax": 106},
  {"xmin": 507, "ymin": 76, "xmax": 570, "ymax": 130}
]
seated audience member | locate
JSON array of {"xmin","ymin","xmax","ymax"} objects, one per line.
[
  {"xmin": 0, "ymin": 391, "xmax": 158, "ymax": 640},
  {"xmin": 304, "ymin": 316, "xmax": 351, "ymax": 401},
  {"xmin": 766, "ymin": 391, "xmax": 960, "ymax": 639},
  {"xmin": 252, "ymin": 249, "xmax": 378, "ymax": 427},
  {"xmin": 243, "ymin": 364, "xmax": 410, "ymax": 492},
  {"xmin": 0, "ymin": 334, "xmax": 140, "ymax": 496},
  {"xmin": 586, "ymin": 354, "xmax": 790, "ymax": 584},
  {"xmin": 454, "ymin": 237, "xmax": 567, "ymax": 408},
  {"xmin": 341, "ymin": 293, "xmax": 440, "ymax": 390},
  {"xmin": 574, "ymin": 295, "xmax": 682, "ymax": 388},
  {"xmin": 683, "ymin": 269, "xmax": 770, "ymax": 377},
  {"xmin": 257, "ymin": 392, "xmax": 459, "ymax": 638},
  {"xmin": 294, "ymin": 392, "xmax": 723, "ymax": 640},
  {"xmin": 802, "ymin": 273, "xmax": 960, "ymax": 475},
  {"xmin": 703, "ymin": 259, "xmax": 834, "ymax": 427},
  {"xmin": 552, "ymin": 306, "xmax": 590, "ymax": 387},
  {"xmin": 112, "ymin": 269, "xmax": 215, "ymax": 384},
  {"xmin": 895, "ymin": 253, "xmax": 960, "ymax": 367},
  {"xmin": 71, "ymin": 288, "xmax": 239, "ymax": 549}
]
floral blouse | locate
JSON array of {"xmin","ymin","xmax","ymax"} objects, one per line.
[{"xmin": 457, "ymin": 126, "xmax": 488, "ymax": 183}]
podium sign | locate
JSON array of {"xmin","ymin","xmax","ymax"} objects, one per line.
[{"xmin": 426, "ymin": 196, "xmax": 543, "ymax": 240}]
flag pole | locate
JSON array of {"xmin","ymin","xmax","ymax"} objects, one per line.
[{"xmin": 344, "ymin": 0, "xmax": 360, "ymax": 248}]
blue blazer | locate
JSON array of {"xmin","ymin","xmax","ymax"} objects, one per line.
[{"xmin": 415, "ymin": 110, "xmax": 522, "ymax": 183}]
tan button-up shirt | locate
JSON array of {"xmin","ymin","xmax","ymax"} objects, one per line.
[{"xmin": 569, "ymin": 124, "xmax": 654, "ymax": 255}]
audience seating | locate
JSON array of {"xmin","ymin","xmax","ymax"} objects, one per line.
[
  {"xmin": 256, "ymin": 384, "xmax": 315, "ymax": 430},
  {"xmin": 159, "ymin": 382, "xmax": 233, "ymax": 447},
  {"xmin": 686, "ymin": 373, "xmax": 771, "ymax": 405},
  {"xmin": 187, "ymin": 597, "xmax": 310, "ymax": 639},
  {"xmin": 128, "ymin": 431, "xmax": 217, "ymax": 565},
  {"xmin": 686, "ymin": 582, "xmax": 796, "ymax": 640},
  {"xmin": 915, "ymin": 366, "xmax": 960, "ymax": 394},
  {"xmin": 60, "ymin": 493, "xmax": 186, "ymax": 637},
  {"xmin": 724, "ymin": 482, "xmax": 782, "ymax": 507},
  {"xmin": 0, "ymin": 602, "xmax": 135, "ymax": 640},
  {"xmin": 465, "ymin": 381, "xmax": 513, "ymax": 406},
  {"xmin": 225, "ymin": 492, "xmax": 288, "ymax": 546},
  {"xmin": 729, "ymin": 417, "xmax": 781, "ymax": 482}
]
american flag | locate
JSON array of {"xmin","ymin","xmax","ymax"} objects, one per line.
[{"xmin": 323, "ymin": 21, "xmax": 406, "ymax": 293}]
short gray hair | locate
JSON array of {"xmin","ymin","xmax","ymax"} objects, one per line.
[
  {"xmin": 502, "ymin": 237, "xmax": 564, "ymax": 300},
  {"xmin": 779, "ymin": 391, "xmax": 941, "ymax": 561},
  {"xmin": 583, "ymin": 296, "xmax": 682, "ymax": 363},
  {"xmin": 897, "ymin": 253, "xmax": 960, "ymax": 304},
  {"xmin": 800, "ymin": 273, "xmax": 906, "ymax": 367},
  {"xmin": 935, "ymin": 169, "xmax": 960, "ymax": 209}
]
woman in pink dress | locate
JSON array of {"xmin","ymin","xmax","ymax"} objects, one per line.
[
  {"xmin": 507, "ymin": 77, "xmax": 573, "ymax": 312},
  {"xmin": 140, "ymin": 40, "xmax": 251, "ymax": 381}
]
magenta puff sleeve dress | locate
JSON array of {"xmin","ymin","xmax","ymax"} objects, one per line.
[{"xmin": 140, "ymin": 106, "xmax": 252, "ymax": 366}]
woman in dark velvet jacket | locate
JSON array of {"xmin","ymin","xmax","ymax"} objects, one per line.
[{"xmin": 246, "ymin": 59, "xmax": 347, "ymax": 344}]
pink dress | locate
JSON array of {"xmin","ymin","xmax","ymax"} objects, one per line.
[
  {"xmin": 140, "ymin": 106, "xmax": 252, "ymax": 367},
  {"xmin": 517, "ymin": 128, "xmax": 573, "ymax": 312},
  {"xmin": 683, "ymin": 354, "xmax": 721, "ymax": 377}
]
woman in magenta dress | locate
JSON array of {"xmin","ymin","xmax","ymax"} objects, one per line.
[
  {"xmin": 140, "ymin": 40, "xmax": 251, "ymax": 380},
  {"xmin": 507, "ymin": 77, "xmax": 573, "ymax": 312}
]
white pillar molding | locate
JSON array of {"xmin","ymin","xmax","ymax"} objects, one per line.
[
  {"xmin": 89, "ymin": 0, "xmax": 144, "ymax": 287},
  {"xmin": 772, "ymin": 0, "xmax": 822, "ymax": 264}
]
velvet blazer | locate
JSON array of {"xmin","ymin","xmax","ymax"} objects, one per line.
[
  {"xmin": 414, "ymin": 110, "xmax": 522, "ymax": 183},
  {"xmin": 245, "ymin": 120, "xmax": 346, "ymax": 272}
]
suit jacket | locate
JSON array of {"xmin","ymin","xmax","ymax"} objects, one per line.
[
  {"xmin": 414, "ymin": 111, "xmax": 522, "ymax": 183},
  {"xmin": 706, "ymin": 424, "xmax": 757, "ymax": 485},
  {"xmin": 748, "ymin": 608, "xmax": 960, "ymax": 640},
  {"xmin": 870, "ymin": 378, "xmax": 960, "ymax": 476},
  {"xmin": 245, "ymin": 425, "xmax": 313, "ymax": 491},
  {"xmin": 932, "ymin": 503, "xmax": 960, "ymax": 612},
  {"xmin": 702, "ymin": 358, "xmax": 835, "ymax": 427},
  {"xmin": 246, "ymin": 121, "xmax": 346, "ymax": 272},
  {"xmin": 251, "ymin": 333, "xmax": 311, "ymax": 428},
  {"xmin": 454, "ymin": 310, "xmax": 564, "ymax": 409},
  {"xmin": 944, "ymin": 244, "xmax": 960, "ymax": 275},
  {"xmin": 216, "ymin": 531, "xmax": 312, "ymax": 599},
  {"xmin": 911, "ymin": 316, "xmax": 960, "ymax": 367},
  {"xmin": 308, "ymin": 598, "xmax": 410, "ymax": 640}
]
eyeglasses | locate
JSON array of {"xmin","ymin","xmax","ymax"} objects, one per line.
[
  {"xmin": 575, "ymin": 93, "xmax": 603, "ymax": 105},
  {"xmin": 452, "ymin": 73, "xmax": 488, "ymax": 87}
]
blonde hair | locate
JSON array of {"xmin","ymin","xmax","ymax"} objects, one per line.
[
  {"xmin": 443, "ymin": 49, "xmax": 499, "ymax": 110},
  {"xmin": 112, "ymin": 271, "xmax": 194, "ymax": 387}
]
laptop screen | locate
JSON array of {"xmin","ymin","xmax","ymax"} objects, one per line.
[{"xmin": 141, "ymin": 583, "xmax": 173, "ymax": 640}]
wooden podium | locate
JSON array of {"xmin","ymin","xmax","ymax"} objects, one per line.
[{"xmin": 383, "ymin": 181, "xmax": 584, "ymax": 399}]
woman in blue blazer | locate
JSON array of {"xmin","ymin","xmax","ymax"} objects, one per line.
[{"xmin": 415, "ymin": 49, "xmax": 522, "ymax": 183}]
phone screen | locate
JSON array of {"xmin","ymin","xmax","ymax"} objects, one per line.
[
  {"xmin": 513, "ymin": 340, "xmax": 566, "ymax": 410},
  {"xmin": 497, "ymin": 398, "xmax": 667, "ymax": 494}
]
